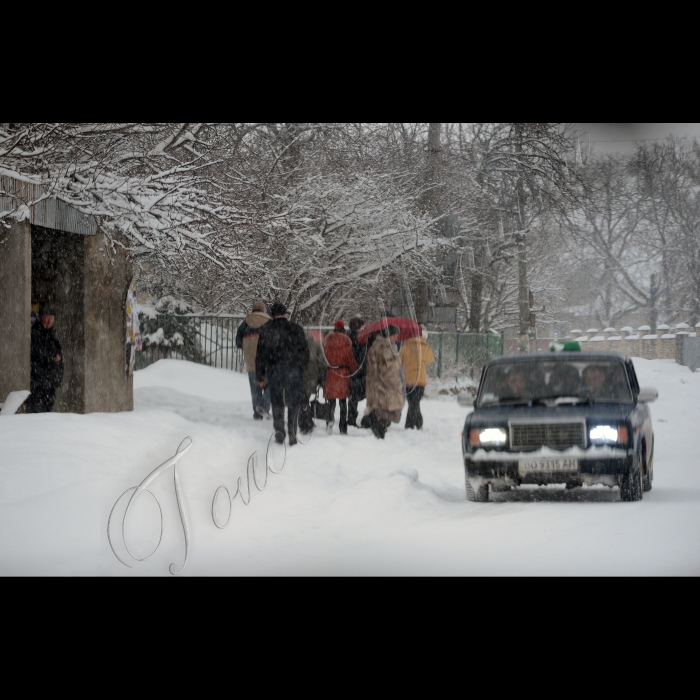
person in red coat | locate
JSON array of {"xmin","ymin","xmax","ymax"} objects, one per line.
[{"xmin": 323, "ymin": 320, "xmax": 357, "ymax": 434}]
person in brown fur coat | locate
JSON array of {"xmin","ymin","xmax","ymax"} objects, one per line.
[{"xmin": 364, "ymin": 325, "xmax": 404, "ymax": 439}]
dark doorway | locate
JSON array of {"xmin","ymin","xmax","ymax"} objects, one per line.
[{"xmin": 31, "ymin": 225, "xmax": 86, "ymax": 412}]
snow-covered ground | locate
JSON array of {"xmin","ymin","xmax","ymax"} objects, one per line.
[{"xmin": 1, "ymin": 357, "xmax": 699, "ymax": 576}]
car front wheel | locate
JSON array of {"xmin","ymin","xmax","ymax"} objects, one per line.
[
  {"xmin": 620, "ymin": 464, "xmax": 643, "ymax": 502},
  {"xmin": 643, "ymin": 443, "xmax": 652, "ymax": 492},
  {"xmin": 466, "ymin": 479, "xmax": 489, "ymax": 502}
]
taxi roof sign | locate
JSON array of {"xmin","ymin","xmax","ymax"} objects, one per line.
[{"xmin": 550, "ymin": 341, "xmax": 582, "ymax": 352}]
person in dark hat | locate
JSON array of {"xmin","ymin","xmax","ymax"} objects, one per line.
[
  {"xmin": 30, "ymin": 303, "xmax": 64, "ymax": 413},
  {"xmin": 255, "ymin": 302, "xmax": 309, "ymax": 445},
  {"xmin": 347, "ymin": 317, "xmax": 367, "ymax": 428}
]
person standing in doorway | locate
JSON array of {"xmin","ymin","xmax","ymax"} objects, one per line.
[
  {"xmin": 399, "ymin": 329, "xmax": 434, "ymax": 429},
  {"xmin": 30, "ymin": 304, "xmax": 64, "ymax": 413},
  {"xmin": 323, "ymin": 320, "xmax": 357, "ymax": 435},
  {"xmin": 256, "ymin": 303, "xmax": 309, "ymax": 445},
  {"xmin": 235, "ymin": 301, "xmax": 272, "ymax": 420}
]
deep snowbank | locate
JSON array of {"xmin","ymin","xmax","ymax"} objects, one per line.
[{"xmin": 1, "ymin": 357, "xmax": 699, "ymax": 575}]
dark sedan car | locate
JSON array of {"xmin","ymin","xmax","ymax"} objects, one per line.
[{"xmin": 459, "ymin": 351, "xmax": 657, "ymax": 502}]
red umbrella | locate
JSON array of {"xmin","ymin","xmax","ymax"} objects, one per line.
[{"xmin": 357, "ymin": 317, "xmax": 422, "ymax": 344}]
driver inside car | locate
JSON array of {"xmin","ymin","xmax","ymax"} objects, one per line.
[{"xmin": 502, "ymin": 369, "xmax": 527, "ymax": 398}]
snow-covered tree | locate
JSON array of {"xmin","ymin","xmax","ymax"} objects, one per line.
[
  {"xmin": 0, "ymin": 123, "xmax": 244, "ymax": 269},
  {"xmin": 557, "ymin": 155, "xmax": 653, "ymax": 327}
]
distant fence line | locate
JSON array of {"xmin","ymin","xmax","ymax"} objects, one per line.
[
  {"xmin": 561, "ymin": 328, "xmax": 699, "ymax": 365},
  {"xmin": 135, "ymin": 313, "xmax": 505, "ymax": 380},
  {"xmin": 501, "ymin": 328, "xmax": 700, "ymax": 372}
]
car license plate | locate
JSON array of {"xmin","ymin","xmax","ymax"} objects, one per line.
[{"xmin": 518, "ymin": 457, "xmax": 579, "ymax": 474}]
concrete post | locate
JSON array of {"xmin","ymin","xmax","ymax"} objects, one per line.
[
  {"xmin": 84, "ymin": 233, "xmax": 133, "ymax": 412},
  {"xmin": 675, "ymin": 335, "xmax": 685, "ymax": 365},
  {"xmin": 0, "ymin": 220, "xmax": 31, "ymax": 401}
]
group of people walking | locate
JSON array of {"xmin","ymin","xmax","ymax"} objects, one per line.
[
  {"xmin": 24, "ymin": 300, "xmax": 435, "ymax": 443},
  {"xmin": 236, "ymin": 302, "xmax": 434, "ymax": 444}
]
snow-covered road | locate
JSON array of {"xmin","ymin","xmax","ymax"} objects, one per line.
[{"xmin": 1, "ymin": 357, "xmax": 699, "ymax": 575}]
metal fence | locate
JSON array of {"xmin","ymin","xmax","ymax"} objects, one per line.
[
  {"xmin": 135, "ymin": 314, "xmax": 504, "ymax": 378},
  {"xmin": 424, "ymin": 330, "xmax": 504, "ymax": 380},
  {"xmin": 135, "ymin": 315, "xmax": 246, "ymax": 372}
]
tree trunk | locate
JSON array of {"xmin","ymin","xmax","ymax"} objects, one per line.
[
  {"xmin": 515, "ymin": 124, "xmax": 530, "ymax": 352},
  {"xmin": 691, "ymin": 256, "xmax": 700, "ymax": 329},
  {"xmin": 425, "ymin": 123, "xmax": 442, "ymax": 219},
  {"xmin": 468, "ymin": 243, "xmax": 484, "ymax": 332},
  {"xmin": 649, "ymin": 273, "xmax": 659, "ymax": 330},
  {"xmin": 414, "ymin": 123, "xmax": 443, "ymax": 326},
  {"xmin": 414, "ymin": 281, "xmax": 429, "ymax": 325}
]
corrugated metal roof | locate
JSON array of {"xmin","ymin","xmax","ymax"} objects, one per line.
[{"xmin": 0, "ymin": 174, "xmax": 98, "ymax": 236}]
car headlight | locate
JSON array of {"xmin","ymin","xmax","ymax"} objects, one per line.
[
  {"xmin": 469, "ymin": 427, "xmax": 507, "ymax": 447},
  {"xmin": 589, "ymin": 425, "xmax": 629, "ymax": 445}
]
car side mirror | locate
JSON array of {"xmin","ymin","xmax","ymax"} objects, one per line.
[
  {"xmin": 457, "ymin": 393, "xmax": 475, "ymax": 407},
  {"xmin": 637, "ymin": 387, "xmax": 658, "ymax": 403}
]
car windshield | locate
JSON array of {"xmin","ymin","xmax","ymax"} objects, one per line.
[{"xmin": 477, "ymin": 358, "xmax": 633, "ymax": 407}]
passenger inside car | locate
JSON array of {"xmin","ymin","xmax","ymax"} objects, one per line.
[
  {"xmin": 502, "ymin": 366, "xmax": 547, "ymax": 397},
  {"xmin": 582, "ymin": 365, "xmax": 607, "ymax": 397},
  {"xmin": 502, "ymin": 369, "xmax": 527, "ymax": 397},
  {"xmin": 548, "ymin": 363, "xmax": 581, "ymax": 396},
  {"xmin": 606, "ymin": 363, "xmax": 630, "ymax": 400}
]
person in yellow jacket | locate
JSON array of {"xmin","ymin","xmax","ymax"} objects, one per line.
[{"xmin": 399, "ymin": 329, "xmax": 435, "ymax": 429}]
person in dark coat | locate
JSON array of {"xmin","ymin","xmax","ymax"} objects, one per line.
[
  {"xmin": 235, "ymin": 301, "xmax": 272, "ymax": 420},
  {"xmin": 255, "ymin": 302, "xmax": 309, "ymax": 445},
  {"xmin": 323, "ymin": 320, "xmax": 357, "ymax": 435},
  {"xmin": 347, "ymin": 317, "xmax": 367, "ymax": 428},
  {"xmin": 30, "ymin": 304, "xmax": 64, "ymax": 413}
]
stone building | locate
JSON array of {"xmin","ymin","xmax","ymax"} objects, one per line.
[{"xmin": 0, "ymin": 175, "xmax": 133, "ymax": 412}]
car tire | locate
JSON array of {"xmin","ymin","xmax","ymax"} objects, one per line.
[
  {"xmin": 642, "ymin": 443, "xmax": 652, "ymax": 492},
  {"xmin": 620, "ymin": 456, "xmax": 643, "ymax": 502},
  {"xmin": 466, "ymin": 479, "xmax": 489, "ymax": 502}
]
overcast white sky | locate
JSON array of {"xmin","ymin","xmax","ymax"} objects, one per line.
[{"xmin": 574, "ymin": 123, "xmax": 700, "ymax": 153}]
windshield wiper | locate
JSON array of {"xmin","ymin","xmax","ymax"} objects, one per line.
[
  {"xmin": 532, "ymin": 394, "xmax": 595, "ymax": 405},
  {"xmin": 496, "ymin": 395, "xmax": 594, "ymax": 406}
]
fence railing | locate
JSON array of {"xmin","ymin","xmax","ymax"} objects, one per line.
[
  {"xmin": 135, "ymin": 315, "xmax": 246, "ymax": 372},
  {"xmin": 135, "ymin": 314, "xmax": 504, "ymax": 378},
  {"xmin": 425, "ymin": 330, "xmax": 504, "ymax": 380}
]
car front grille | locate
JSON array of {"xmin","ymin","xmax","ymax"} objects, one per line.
[{"xmin": 510, "ymin": 421, "xmax": 586, "ymax": 451}]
